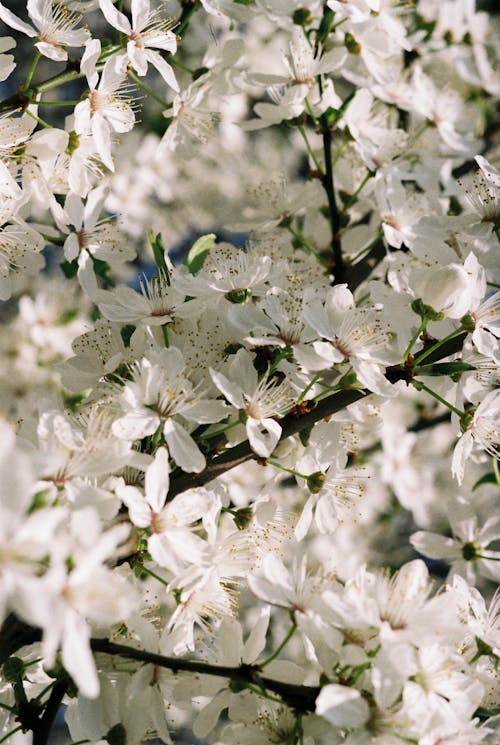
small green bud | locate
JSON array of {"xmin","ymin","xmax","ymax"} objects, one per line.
[
  {"xmin": 307, "ymin": 471, "xmax": 326, "ymax": 493},
  {"xmin": 225, "ymin": 288, "xmax": 252, "ymax": 304},
  {"xmin": 337, "ymin": 371, "xmax": 358, "ymax": 389},
  {"xmin": 460, "ymin": 411, "xmax": 474, "ymax": 433},
  {"xmin": 232, "ymin": 507, "xmax": 254, "ymax": 530},
  {"xmin": 65, "ymin": 130, "xmax": 80, "ymax": 155},
  {"xmin": 3, "ymin": 657, "xmax": 25, "ymax": 683},
  {"xmin": 345, "ymin": 33, "xmax": 361, "ymax": 54},
  {"xmin": 292, "ymin": 8, "xmax": 312, "ymax": 25},
  {"xmin": 461, "ymin": 313, "xmax": 476, "ymax": 332},
  {"xmin": 474, "ymin": 635, "xmax": 493, "ymax": 658},
  {"xmin": 29, "ymin": 489, "xmax": 49, "ymax": 513},
  {"xmin": 411, "ymin": 298, "xmax": 444, "ymax": 321}
]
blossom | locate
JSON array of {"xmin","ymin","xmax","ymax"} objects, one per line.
[
  {"xmin": 118, "ymin": 447, "xmax": 207, "ymax": 571},
  {"xmin": 0, "ymin": 0, "xmax": 89, "ymax": 61},
  {"xmin": 112, "ymin": 347, "xmax": 228, "ymax": 471},
  {"xmin": 301, "ymin": 284, "xmax": 397, "ymax": 396},
  {"xmin": 75, "ymin": 40, "xmax": 135, "ymax": 171},
  {"xmin": 12, "ymin": 507, "xmax": 137, "ymax": 698},
  {"xmin": 411, "ymin": 496, "xmax": 500, "ymax": 584},
  {"xmin": 451, "ymin": 389, "xmax": 500, "ymax": 485},
  {"xmin": 210, "ymin": 348, "xmax": 296, "ymax": 458},
  {"xmin": 62, "ymin": 188, "xmax": 135, "ymax": 271},
  {"xmin": 99, "ymin": 0, "xmax": 178, "ymax": 91}
]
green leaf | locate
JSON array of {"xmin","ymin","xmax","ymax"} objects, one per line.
[
  {"xmin": 186, "ymin": 233, "xmax": 216, "ymax": 273},
  {"xmin": 415, "ymin": 362, "xmax": 477, "ymax": 376},
  {"xmin": 472, "ymin": 472, "xmax": 497, "ymax": 491}
]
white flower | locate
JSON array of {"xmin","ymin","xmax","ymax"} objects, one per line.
[
  {"xmin": 316, "ymin": 683, "xmax": 370, "ymax": 729},
  {"xmin": 99, "ymin": 0, "xmax": 178, "ymax": 91},
  {"xmin": 0, "ymin": 0, "xmax": 89, "ymax": 61},
  {"xmin": 160, "ymin": 82, "xmax": 220, "ymax": 158},
  {"xmin": 62, "ymin": 188, "xmax": 135, "ymax": 269},
  {"xmin": 75, "ymin": 40, "xmax": 135, "ymax": 171},
  {"xmin": 12, "ymin": 508, "xmax": 137, "ymax": 699},
  {"xmin": 302, "ymin": 284, "xmax": 396, "ymax": 396},
  {"xmin": 112, "ymin": 347, "xmax": 228, "ymax": 472},
  {"xmin": 210, "ymin": 348, "xmax": 296, "ymax": 458},
  {"xmin": 413, "ymin": 252, "xmax": 485, "ymax": 319},
  {"xmin": 411, "ymin": 496, "xmax": 500, "ymax": 584},
  {"xmin": 451, "ymin": 389, "xmax": 500, "ymax": 485},
  {"xmin": 118, "ymin": 447, "xmax": 207, "ymax": 571},
  {"xmin": 94, "ymin": 272, "xmax": 185, "ymax": 326}
]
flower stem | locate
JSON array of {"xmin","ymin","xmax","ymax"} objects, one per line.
[
  {"xmin": 493, "ymin": 457, "xmax": 500, "ymax": 487},
  {"xmin": 128, "ymin": 70, "xmax": 170, "ymax": 108},
  {"xmin": 260, "ymin": 623, "xmax": 297, "ymax": 667},
  {"xmin": 25, "ymin": 50, "xmax": 41, "ymax": 90},
  {"xmin": 199, "ymin": 419, "xmax": 241, "ymax": 441},
  {"xmin": 285, "ymin": 224, "xmax": 313, "ymax": 254},
  {"xmin": 412, "ymin": 380, "xmax": 463, "ymax": 417},
  {"xmin": 24, "ymin": 109, "xmax": 52, "ymax": 129},
  {"xmin": 32, "ymin": 98, "xmax": 83, "ymax": 106},
  {"xmin": 342, "ymin": 171, "xmax": 372, "ymax": 211},
  {"xmin": 297, "ymin": 124, "xmax": 323, "ymax": 174},
  {"xmin": 137, "ymin": 564, "xmax": 170, "ymax": 587},
  {"xmin": 0, "ymin": 726, "xmax": 22, "ymax": 744},
  {"xmin": 403, "ymin": 318, "xmax": 428, "ymax": 360},
  {"xmin": 267, "ymin": 458, "xmax": 308, "ymax": 481},
  {"xmin": 297, "ymin": 372, "xmax": 321, "ymax": 403}
]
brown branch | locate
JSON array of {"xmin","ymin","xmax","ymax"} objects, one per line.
[
  {"xmin": 0, "ymin": 614, "xmax": 41, "ymax": 666},
  {"xmin": 91, "ymin": 638, "xmax": 320, "ymax": 713},
  {"xmin": 169, "ymin": 333, "xmax": 467, "ymax": 499}
]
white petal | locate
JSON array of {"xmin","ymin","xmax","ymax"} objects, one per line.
[
  {"xmin": 210, "ymin": 368, "xmax": 244, "ymax": 409},
  {"xmin": 163, "ymin": 419, "xmax": 205, "ymax": 473},
  {"xmin": 35, "ymin": 41, "xmax": 67, "ymax": 61},
  {"xmin": 0, "ymin": 3, "xmax": 36, "ymax": 36},
  {"xmin": 92, "ymin": 114, "xmax": 114, "ymax": 171},
  {"xmin": 99, "ymin": 0, "xmax": 131, "ymax": 34},
  {"xmin": 316, "ymin": 684, "xmax": 370, "ymax": 729},
  {"xmin": 145, "ymin": 447, "xmax": 169, "ymax": 512},
  {"xmin": 62, "ymin": 612, "xmax": 99, "ymax": 699},
  {"xmin": 246, "ymin": 417, "xmax": 281, "ymax": 458},
  {"xmin": 146, "ymin": 49, "xmax": 179, "ymax": 91}
]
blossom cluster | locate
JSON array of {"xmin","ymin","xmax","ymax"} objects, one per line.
[{"xmin": 0, "ymin": 1, "xmax": 499, "ymax": 744}]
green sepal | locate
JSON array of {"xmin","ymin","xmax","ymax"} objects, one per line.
[
  {"xmin": 411, "ymin": 298, "xmax": 444, "ymax": 321},
  {"xmin": 472, "ymin": 472, "xmax": 498, "ymax": 491},
  {"xmin": 149, "ymin": 230, "xmax": 169, "ymax": 280},
  {"xmin": 60, "ymin": 259, "xmax": 79, "ymax": 279}
]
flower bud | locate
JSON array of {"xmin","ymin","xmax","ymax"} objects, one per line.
[
  {"xmin": 345, "ymin": 33, "xmax": 361, "ymax": 54},
  {"xmin": 292, "ymin": 8, "xmax": 313, "ymax": 25},
  {"xmin": 414, "ymin": 264, "xmax": 472, "ymax": 319}
]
